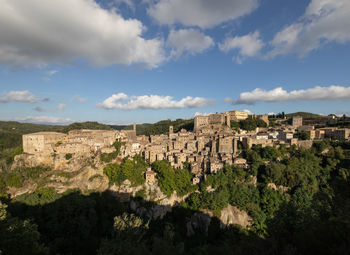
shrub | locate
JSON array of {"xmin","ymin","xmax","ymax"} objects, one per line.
[
  {"xmin": 100, "ymin": 151, "xmax": 118, "ymax": 163},
  {"xmin": 65, "ymin": 153, "xmax": 73, "ymax": 160},
  {"xmin": 5, "ymin": 173, "xmax": 23, "ymax": 188}
]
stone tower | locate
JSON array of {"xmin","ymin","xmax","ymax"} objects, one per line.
[
  {"xmin": 292, "ymin": 116, "xmax": 303, "ymax": 128},
  {"xmin": 169, "ymin": 125, "xmax": 173, "ymax": 134}
]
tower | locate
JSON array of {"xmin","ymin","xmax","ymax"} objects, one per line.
[{"xmin": 169, "ymin": 125, "xmax": 173, "ymax": 134}]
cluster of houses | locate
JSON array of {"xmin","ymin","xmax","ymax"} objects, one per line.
[{"xmin": 21, "ymin": 111, "xmax": 350, "ymax": 184}]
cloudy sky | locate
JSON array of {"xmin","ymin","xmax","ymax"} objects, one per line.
[{"xmin": 1, "ymin": 0, "xmax": 350, "ymax": 125}]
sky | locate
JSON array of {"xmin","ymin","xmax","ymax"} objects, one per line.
[{"xmin": 1, "ymin": 0, "xmax": 350, "ymax": 125}]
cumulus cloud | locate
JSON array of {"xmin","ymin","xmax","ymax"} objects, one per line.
[
  {"xmin": 269, "ymin": 0, "xmax": 350, "ymax": 57},
  {"xmin": 219, "ymin": 31, "xmax": 264, "ymax": 63},
  {"xmin": 167, "ymin": 29, "xmax": 214, "ymax": 58},
  {"xmin": 0, "ymin": 90, "xmax": 40, "ymax": 103},
  {"xmin": 243, "ymin": 109, "xmax": 253, "ymax": 115},
  {"xmin": 71, "ymin": 96, "xmax": 87, "ymax": 103},
  {"xmin": 194, "ymin": 112, "xmax": 214, "ymax": 116},
  {"xmin": 12, "ymin": 116, "xmax": 72, "ymax": 125},
  {"xmin": 0, "ymin": 0, "xmax": 165, "ymax": 68},
  {"xmin": 233, "ymin": 85, "xmax": 350, "ymax": 104},
  {"xmin": 97, "ymin": 93, "xmax": 214, "ymax": 110},
  {"xmin": 148, "ymin": 0, "xmax": 258, "ymax": 29},
  {"xmin": 56, "ymin": 103, "xmax": 67, "ymax": 110}
]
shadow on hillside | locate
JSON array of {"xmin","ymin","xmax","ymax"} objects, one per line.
[
  {"xmin": 6, "ymin": 175, "xmax": 350, "ymax": 255},
  {"xmin": 7, "ymin": 190, "xmax": 267, "ymax": 255}
]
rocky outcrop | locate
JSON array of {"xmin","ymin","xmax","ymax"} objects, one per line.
[
  {"xmin": 220, "ymin": 205, "xmax": 252, "ymax": 229},
  {"xmin": 267, "ymin": 183, "xmax": 289, "ymax": 192},
  {"xmin": 48, "ymin": 166, "xmax": 109, "ymax": 193},
  {"xmin": 130, "ymin": 200, "xmax": 172, "ymax": 220},
  {"xmin": 187, "ymin": 210, "xmax": 213, "ymax": 236},
  {"xmin": 186, "ymin": 205, "xmax": 251, "ymax": 236},
  {"xmin": 7, "ymin": 183, "xmax": 37, "ymax": 198}
]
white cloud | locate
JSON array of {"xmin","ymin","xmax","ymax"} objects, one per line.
[
  {"xmin": 56, "ymin": 103, "xmax": 67, "ymax": 110},
  {"xmin": 233, "ymin": 85, "xmax": 350, "ymax": 104},
  {"xmin": 46, "ymin": 70, "xmax": 58, "ymax": 76},
  {"xmin": 267, "ymin": 112, "xmax": 275, "ymax": 116},
  {"xmin": 97, "ymin": 93, "xmax": 214, "ymax": 110},
  {"xmin": 269, "ymin": 0, "xmax": 350, "ymax": 57},
  {"xmin": 0, "ymin": 0, "xmax": 165, "ymax": 68},
  {"xmin": 0, "ymin": 90, "xmax": 40, "ymax": 103},
  {"xmin": 243, "ymin": 109, "xmax": 253, "ymax": 115},
  {"xmin": 167, "ymin": 29, "xmax": 214, "ymax": 58},
  {"xmin": 71, "ymin": 96, "xmax": 87, "ymax": 103},
  {"xmin": 219, "ymin": 31, "xmax": 264, "ymax": 63},
  {"xmin": 148, "ymin": 0, "xmax": 258, "ymax": 29},
  {"xmin": 194, "ymin": 112, "xmax": 214, "ymax": 116},
  {"xmin": 12, "ymin": 116, "xmax": 72, "ymax": 125}
]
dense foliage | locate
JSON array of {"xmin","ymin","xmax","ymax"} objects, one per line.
[
  {"xmin": 113, "ymin": 119, "xmax": 194, "ymax": 136},
  {"xmin": 231, "ymin": 118, "xmax": 267, "ymax": 131},
  {"xmin": 104, "ymin": 155, "xmax": 147, "ymax": 186},
  {"xmin": 152, "ymin": 160, "xmax": 197, "ymax": 197}
]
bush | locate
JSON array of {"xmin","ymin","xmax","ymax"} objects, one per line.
[
  {"xmin": 65, "ymin": 153, "xmax": 73, "ymax": 160},
  {"xmin": 101, "ymin": 151, "xmax": 118, "ymax": 163},
  {"xmin": 5, "ymin": 173, "xmax": 23, "ymax": 188},
  {"xmin": 24, "ymin": 166, "xmax": 50, "ymax": 180},
  {"xmin": 152, "ymin": 160, "xmax": 196, "ymax": 197},
  {"xmin": 103, "ymin": 156, "xmax": 147, "ymax": 187},
  {"xmin": 135, "ymin": 189, "xmax": 146, "ymax": 200}
]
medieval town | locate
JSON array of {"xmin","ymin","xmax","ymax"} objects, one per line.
[{"xmin": 19, "ymin": 110, "xmax": 349, "ymax": 185}]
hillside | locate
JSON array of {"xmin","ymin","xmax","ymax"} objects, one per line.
[
  {"xmin": 111, "ymin": 118, "xmax": 194, "ymax": 136},
  {"xmin": 286, "ymin": 112, "xmax": 323, "ymax": 119}
]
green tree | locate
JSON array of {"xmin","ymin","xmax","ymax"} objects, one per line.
[{"xmin": 0, "ymin": 201, "xmax": 48, "ymax": 255}]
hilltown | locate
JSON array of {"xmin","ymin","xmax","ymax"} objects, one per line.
[{"xmin": 18, "ymin": 110, "xmax": 349, "ymax": 184}]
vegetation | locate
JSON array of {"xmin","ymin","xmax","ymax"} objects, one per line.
[
  {"xmin": 0, "ymin": 166, "xmax": 51, "ymax": 189},
  {"xmin": 285, "ymin": 112, "xmax": 323, "ymax": 119},
  {"xmin": 100, "ymin": 139, "xmax": 122, "ymax": 163},
  {"xmin": 296, "ymin": 131, "xmax": 310, "ymax": 140},
  {"xmin": 62, "ymin": 121, "xmax": 112, "ymax": 133},
  {"xmin": 152, "ymin": 160, "xmax": 197, "ymax": 197},
  {"xmin": 104, "ymin": 155, "xmax": 147, "ymax": 187},
  {"xmin": 112, "ymin": 118, "xmax": 194, "ymax": 136},
  {"xmin": 65, "ymin": 153, "xmax": 73, "ymax": 160},
  {"xmin": 231, "ymin": 118, "xmax": 267, "ymax": 131}
]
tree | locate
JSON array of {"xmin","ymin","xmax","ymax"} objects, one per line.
[
  {"xmin": 0, "ymin": 201, "xmax": 48, "ymax": 255},
  {"xmin": 98, "ymin": 213, "xmax": 149, "ymax": 255}
]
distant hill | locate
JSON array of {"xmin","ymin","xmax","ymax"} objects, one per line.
[
  {"xmin": 111, "ymin": 118, "xmax": 194, "ymax": 136},
  {"xmin": 62, "ymin": 121, "xmax": 112, "ymax": 133},
  {"xmin": 286, "ymin": 112, "xmax": 323, "ymax": 119}
]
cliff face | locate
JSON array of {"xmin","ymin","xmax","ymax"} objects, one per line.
[{"xmin": 220, "ymin": 205, "xmax": 252, "ymax": 229}]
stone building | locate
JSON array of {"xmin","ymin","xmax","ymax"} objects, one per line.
[
  {"xmin": 194, "ymin": 112, "xmax": 231, "ymax": 132},
  {"xmin": 23, "ymin": 132, "xmax": 66, "ymax": 154},
  {"xmin": 292, "ymin": 116, "xmax": 303, "ymax": 128},
  {"xmin": 333, "ymin": 128, "xmax": 350, "ymax": 140},
  {"xmin": 229, "ymin": 110, "xmax": 249, "ymax": 122}
]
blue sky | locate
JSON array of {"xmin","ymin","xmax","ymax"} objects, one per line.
[{"xmin": 1, "ymin": 0, "xmax": 350, "ymax": 125}]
